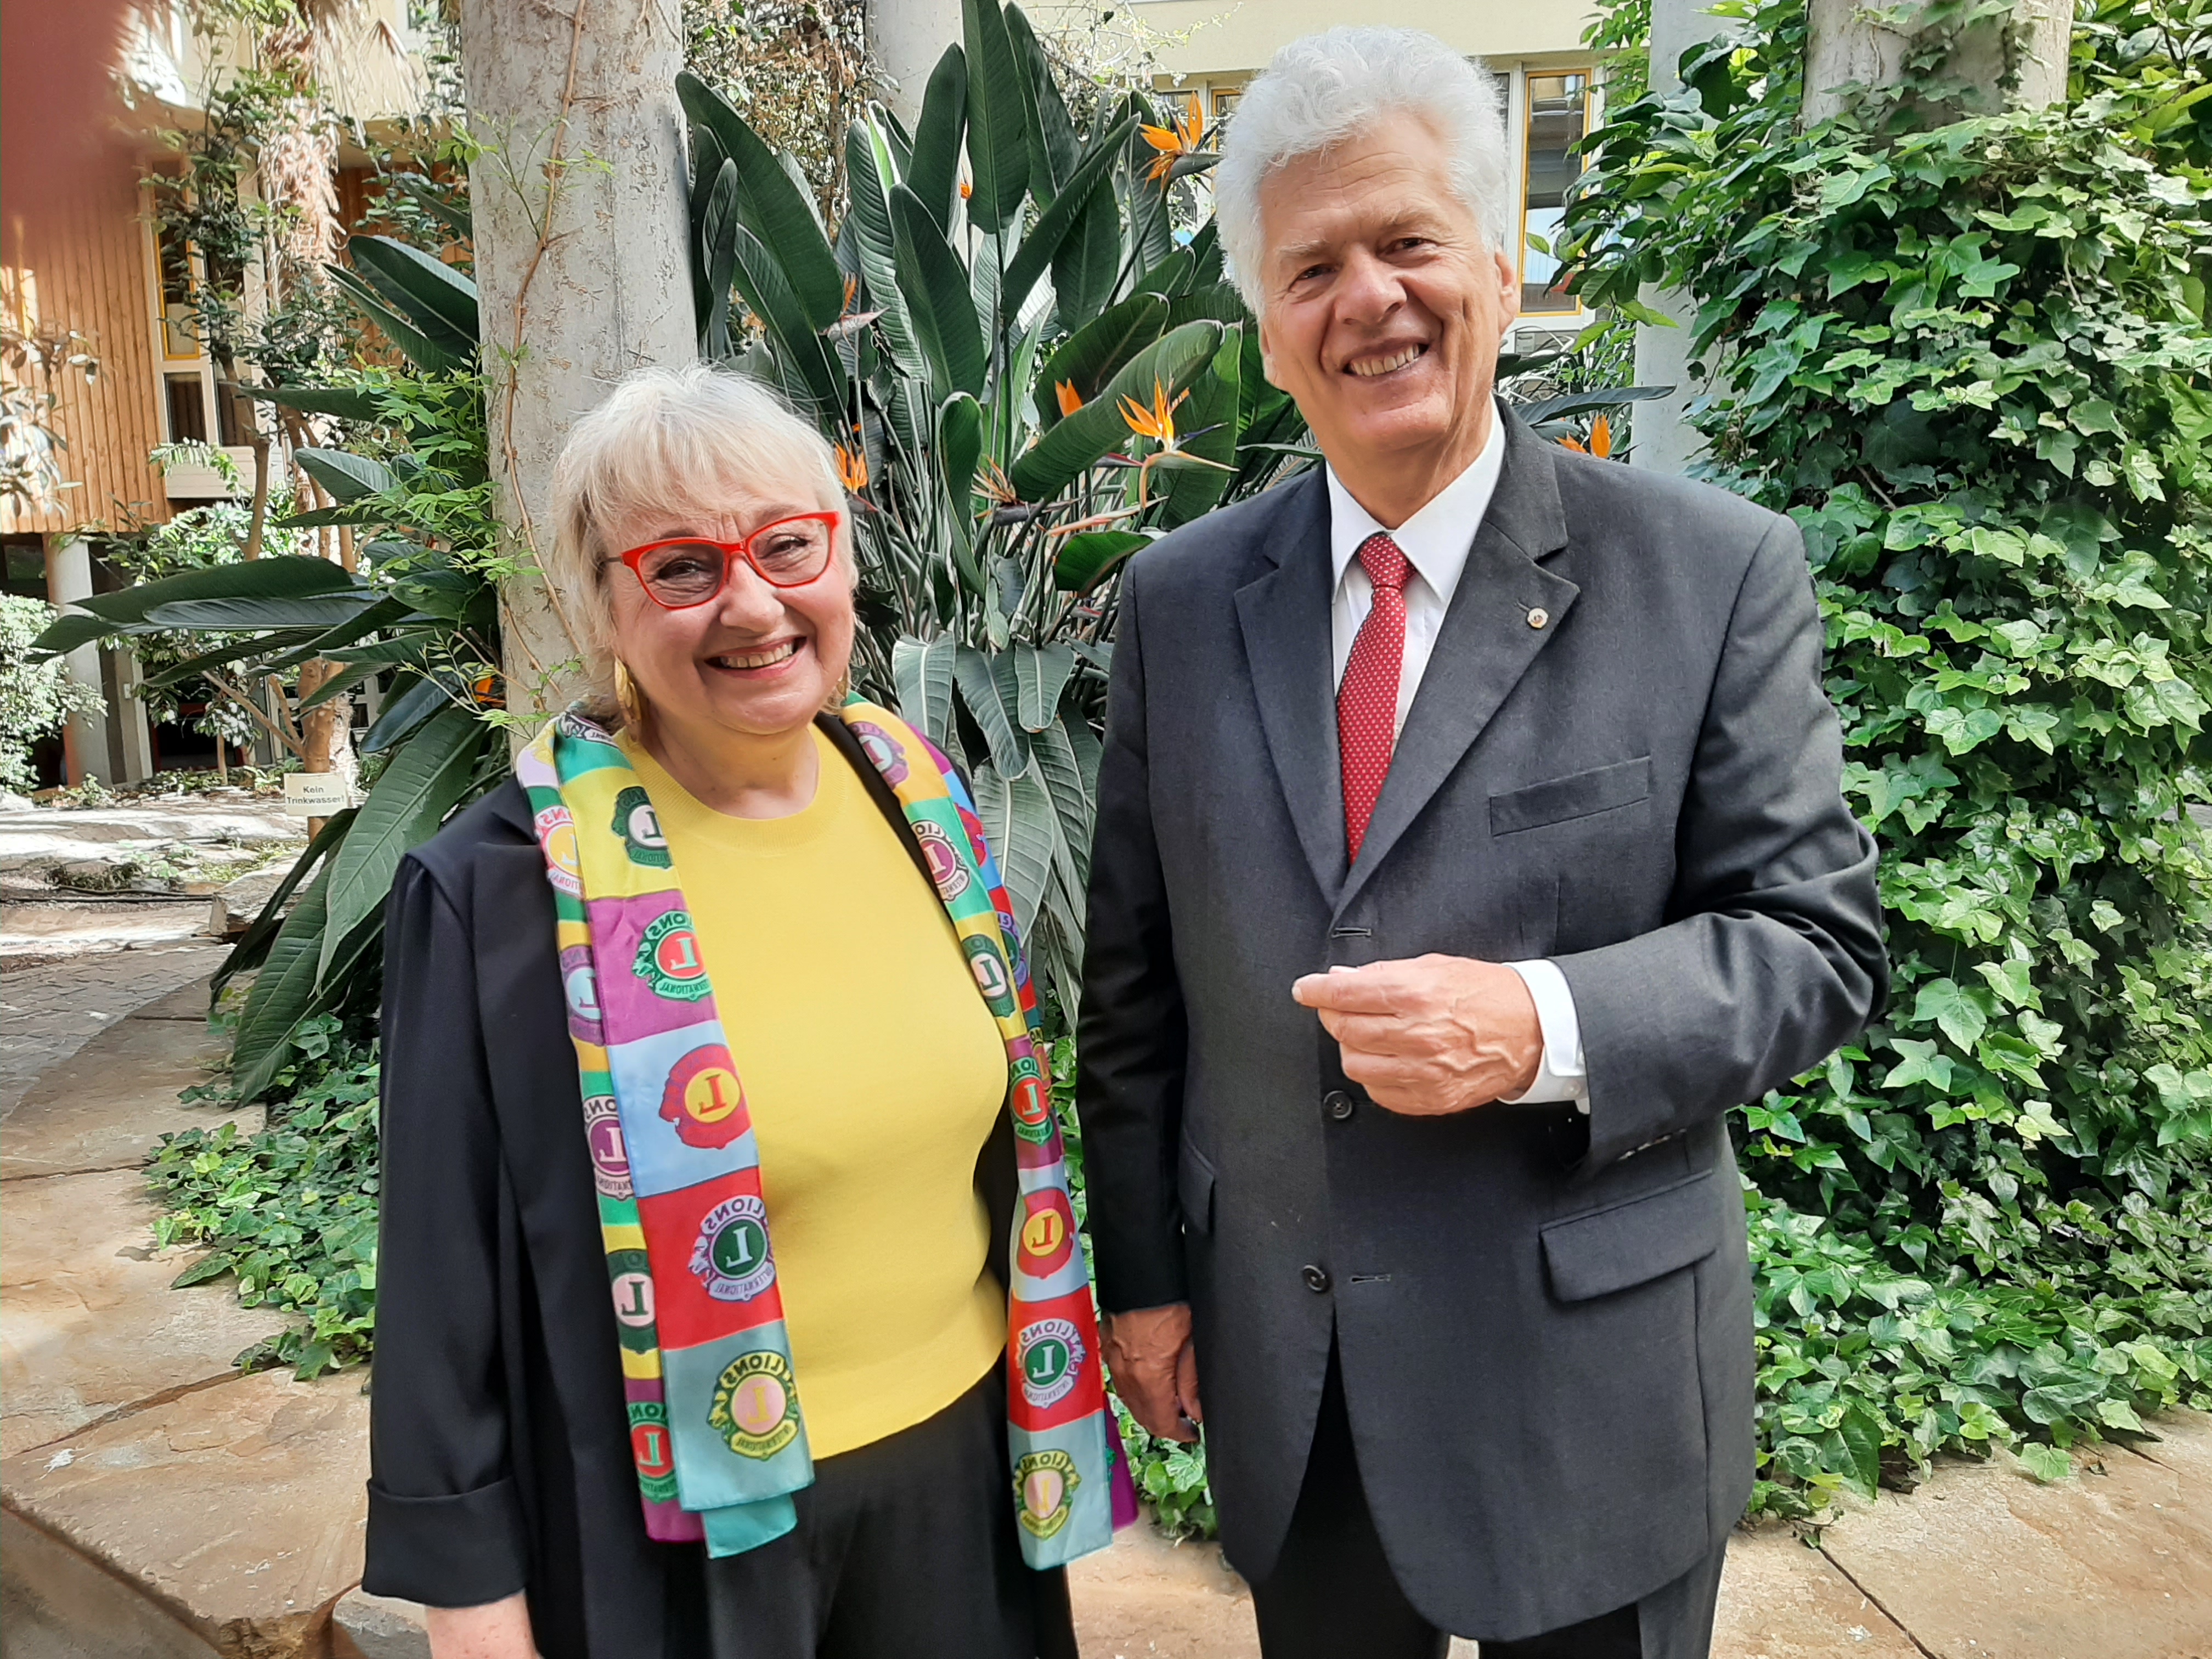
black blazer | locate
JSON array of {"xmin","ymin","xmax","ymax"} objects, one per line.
[
  {"xmin": 1076, "ymin": 413, "xmax": 1887, "ymax": 1641},
  {"xmin": 360, "ymin": 716, "xmax": 1030, "ymax": 1657}
]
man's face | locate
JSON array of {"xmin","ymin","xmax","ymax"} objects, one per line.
[{"xmin": 1254, "ymin": 110, "xmax": 1518, "ymax": 490}]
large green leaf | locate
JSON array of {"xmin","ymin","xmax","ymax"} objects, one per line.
[
  {"xmin": 1009, "ymin": 319, "xmax": 1223, "ymax": 501},
  {"xmin": 892, "ymin": 633, "xmax": 957, "ymax": 748},
  {"xmin": 845, "ymin": 119, "xmax": 925, "ymax": 379},
  {"xmin": 361, "ymin": 675, "xmax": 451, "ymax": 754},
  {"xmin": 329, "ymin": 266, "xmax": 469, "ymax": 375},
  {"xmin": 1054, "ymin": 188, "xmax": 1121, "ymax": 332},
  {"xmin": 295, "ymin": 447, "xmax": 397, "ymax": 503},
  {"xmin": 686, "ymin": 121, "xmax": 731, "ymax": 335},
  {"xmin": 998, "ymin": 114, "xmax": 1138, "ymax": 324},
  {"xmin": 961, "ymin": 0, "xmax": 1029, "ymax": 234},
  {"xmin": 1161, "ymin": 326, "xmax": 1245, "ymax": 528},
  {"xmin": 938, "ymin": 392, "xmax": 984, "ymax": 515},
  {"xmin": 1031, "ymin": 713, "xmax": 1094, "ymax": 886},
  {"xmin": 954, "ymin": 645, "xmax": 1030, "ymax": 772},
  {"xmin": 139, "ymin": 629, "xmax": 325, "ymax": 687},
  {"xmin": 1006, "ymin": 3, "xmax": 1078, "ymax": 199},
  {"xmin": 699, "ymin": 159, "xmax": 742, "ymax": 359},
  {"xmin": 909, "ymin": 47, "xmax": 969, "ymax": 233},
  {"xmin": 231, "ymin": 862, "xmax": 332, "ymax": 1089},
  {"xmin": 890, "ymin": 186, "xmax": 986, "ymax": 398},
  {"xmin": 245, "ymin": 385, "xmax": 387, "ymax": 424},
  {"xmin": 70, "ymin": 556, "xmax": 365, "ymax": 627},
  {"xmin": 727, "ymin": 218, "xmax": 847, "ymax": 414},
  {"xmin": 676, "ymin": 72, "xmax": 845, "ymax": 333},
  {"xmin": 1052, "ymin": 530, "xmax": 1147, "ymax": 592},
  {"xmin": 256, "ymin": 594, "xmax": 417, "ymax": 674},
  {"xmin": 346, "ymin": 235, "xmax": 479, "ymax": 353},
  {"xmin": 1032, "ymin": 291, "xmax": 1167, "ymax": 431},
  {"xmin": 1012, "ymin": 642, "xmax": 1076, "ymax": 731},
  {"xmin": 27, "ymin": 612, "xmax": 130, "ymax": 656},
  {"xmin": 319, "ymin": 706, "xmax": 486, "ymax": 977},
  {"xmin": 212, "ymin": 808, "xmax": 354, "ymax": 1000},
  {"xmin": 143, "ymin": 592, "xmax": 381, "ymax": 631}
]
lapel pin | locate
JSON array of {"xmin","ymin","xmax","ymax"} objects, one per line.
[{"xmin": 1527, "ymin": 607, "xmax": 1549, "ymax": 630}]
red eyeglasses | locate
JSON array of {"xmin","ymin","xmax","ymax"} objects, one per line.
[{"xmin": 616, "ymin": 511, "xmax": 841, "ymax": 608}]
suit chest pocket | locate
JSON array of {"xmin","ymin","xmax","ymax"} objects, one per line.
[{"xmin": 1489, "ymin": 755, "xmax": 1651, "ymax": 837}]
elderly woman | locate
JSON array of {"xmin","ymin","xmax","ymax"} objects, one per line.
[{"xmin": 362, "ymin": 365, "xmax": 1116, "ymax": 1659}]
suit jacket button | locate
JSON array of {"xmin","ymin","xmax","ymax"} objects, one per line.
[
  {"xmin": 1527, "ymin": 606, "xmax": 1549, "ymax": 629},
  {"xmin": 1323, "ymin": 1090, "xmax": 1356, "ymax": 1122},
  {"xmin": 1301, "ymin": 1263, "xmax": 1331, "ymax": 1294}
]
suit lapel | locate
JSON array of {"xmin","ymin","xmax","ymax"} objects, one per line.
[
  {"xmin": 1336, "ymin": 415, "xmax": 1579, "ymax": 919},
  {"xmin": 1233, "ymin": 471, "xmax": 1346, "ymax": 902}
]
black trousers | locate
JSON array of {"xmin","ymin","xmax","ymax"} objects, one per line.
[
  {"xmin": 1250, "ymin": 1348, "xmax": 1727, "ymax": 1659},
  {"xmin": 696, "ymin": 1363, "xmax": 1074, "ymax": 1659}
]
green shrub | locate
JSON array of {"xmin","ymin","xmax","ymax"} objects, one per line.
[
  {"xmin": 1567, "ymin": 0, "xmax": 2212, "ymax": 1513},
  {"xmin": 150, "ymin": 1017, "xmax": 382, "ymax": 1379}
]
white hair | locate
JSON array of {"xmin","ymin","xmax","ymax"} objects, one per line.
[
  {"xmin": 547, "ymin": 363, "xmax": 844, "ymax": 712},
  {"xmin": 1214, "ymin": 28, "xmax": 1510, "ymax": 313}
]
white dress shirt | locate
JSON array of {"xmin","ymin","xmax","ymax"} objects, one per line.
[{"xmin": 1324, "ymin": 416, "xmax": 1588, "ymax": 1108}]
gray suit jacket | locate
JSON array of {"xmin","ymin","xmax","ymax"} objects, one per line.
[{"xmin": 1075, "ymin": 411, "xmax": 1886, "ymax": 1641}]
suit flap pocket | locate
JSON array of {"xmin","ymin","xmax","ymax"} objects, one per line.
[
  {"xmin": 1490, "ymin": 755, "xmax": 1651, "ymax": 836},
  {"xmin": 1541, "ymin": 1170, "xmax": 1719, "ymax": 1302},
  {"xmin": 1178, "ymin": 1138, "xmax": 1216, "ymax": 1235}
]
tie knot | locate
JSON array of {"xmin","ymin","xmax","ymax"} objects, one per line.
[{"xmin": 1357, "ymin": 532, "xmax": 1408, "ymax": 594}]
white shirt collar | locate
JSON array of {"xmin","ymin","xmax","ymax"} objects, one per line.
[{"xmin": 1324, "ymin": 407, "xmax": 1508, "ymax": 602}]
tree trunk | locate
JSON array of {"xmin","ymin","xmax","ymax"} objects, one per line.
[
  {"xmin": 866, "ymin": 0, "xmax": 963, "ymax": 127},
  {"xmin": 1803, "ymin": 0, "xmax": 2071, "ymax": 126},
  {"xmin": 459, "ymin": 0, "xmax": 696, "ymax": 730}
]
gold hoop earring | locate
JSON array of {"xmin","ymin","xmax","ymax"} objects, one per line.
[{"xmin": 613, "ymin": 659, "xmax": 647, "ymax": 731}]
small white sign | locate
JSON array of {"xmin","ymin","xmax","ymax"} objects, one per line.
[{"xmin": 283, "ymin": 772, "xmax": 354, "ymax": 818}]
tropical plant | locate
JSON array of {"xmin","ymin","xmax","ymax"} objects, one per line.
[
  {"xmin": 1, "ymin": 595, "xmax": 103, "ymax": 792},
  {"xmin": 678, "ymin": 0, "xmax": 1314, "ymax": 1012},
  {"xmin": 1564, "ymin": 0, "xmax": 2212, "ymax": 1512},
  {"xmin": 33, "ymin": 226, "xmax": 503, "ymax": 1099}
]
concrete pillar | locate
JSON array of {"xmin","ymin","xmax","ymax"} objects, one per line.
[
  {"xmin": 459, "ymin": 0, "xmax": 696, "ymax": 726},
  {"xmin": 1804, "ymin": 0, "xmax": 2070, "ymax": 125},
  {"xmin": 867, "ymin": 0, "xmax": 963, "ymax": 128},
  {"xmin": 1629, "ymin": 0, "xmax": 1730, "ymax": 477},
  {"xmin": 111, "ymin": 650, "xmax": 156, "ymax": 783},
  {"xmin": 43, "ymin": 534, "xmax": 111, "ymax": 785}
]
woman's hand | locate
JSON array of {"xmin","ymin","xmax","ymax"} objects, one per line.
[{"xmin": 426, "ymin": 1593, "xmax": 539, "ymax": 1659}]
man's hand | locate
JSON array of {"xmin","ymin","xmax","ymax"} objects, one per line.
[
  {"xmin": 1291, "ymin": 954, "xmax": 1543, "ymax": 1115},
  {"xmin": 1102, "ymin": 1302, "xmax": 1202, "ymax": 1443}
]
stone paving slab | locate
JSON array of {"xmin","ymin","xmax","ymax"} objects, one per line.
[
  {"xmin": 1819, "ymin": 1413, "xmax": 2212, "ymax": 1659},
  {"xmin": 1, "ymin": 1507, "xmax": 221, "ymax": 1659},
  {"xmin": 2, "ymin": 1166, "xmax": 289, "ymax": 1458},
  {"xmin": 1710, "ymin": 1525, "xmax": 1922, "ymax": 1659},
  {"xmin": 0, "ymin": 1368, "xmax": 370, "ymax": 1659},
  {"xmin": 1070, "ymin": 1521, "xmax": 1259, "ymax": 1657},
  {"xmin": 0, "ymin": 946, "xmax": 223, "ymax": 1115},
  {"xmin": 1, "ymin": 1006, "xmax": 249, "ymax": 1182}
]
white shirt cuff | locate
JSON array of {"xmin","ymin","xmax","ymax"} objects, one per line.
[{"xmin": 1502, "ymin": 959, "xmax": 1588, "ymax": 1112}]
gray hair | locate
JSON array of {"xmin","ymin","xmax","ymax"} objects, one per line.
[
  {"xmin": 1215, "ymin": 28, "xmax": 1511, "ymax": 313},
  {"xmin": 546, "ymin": 362, "xmax": 844, "ymax": 710}
]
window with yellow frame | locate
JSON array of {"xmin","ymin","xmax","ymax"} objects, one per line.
[{"xmin": 1519, "ymin": 70, "xmax": 1593, "ymax": 315}]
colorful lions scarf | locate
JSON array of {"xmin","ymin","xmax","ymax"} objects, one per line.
[{"xmin": 516, "ymin": 700, "xmax": 1129, "ymax": 1565}]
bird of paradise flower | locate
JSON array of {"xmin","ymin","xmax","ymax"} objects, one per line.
[{"xmin": 1139, "ymin": 98, "xmax": 1211, "ymax": 185}]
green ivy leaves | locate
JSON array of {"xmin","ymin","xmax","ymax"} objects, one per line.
[{"xmin": 1566, "ymin": 0, "xmax": 2212, "ymax": 1518}]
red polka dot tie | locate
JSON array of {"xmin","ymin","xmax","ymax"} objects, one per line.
[{"xmin": 1339, "ymin": 532, "xmax": 1408, "ymax": 864}]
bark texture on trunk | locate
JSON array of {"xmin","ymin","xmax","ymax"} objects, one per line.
[
  {"xmin": 1803, "ymin": 0, "xmax": 2071, "ymax": 126},
  {"xmin": 459, "ymin": 0, "xmax": 696, "ymax": 728}
]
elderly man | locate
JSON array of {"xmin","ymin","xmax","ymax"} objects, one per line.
[{"xmin": 1075, "ymin": 27, "xmax": 1886, "ymax": 1659}]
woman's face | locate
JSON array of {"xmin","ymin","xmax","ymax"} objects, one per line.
[{"xmin": 600, "ymin": 480, "xmax": 855, "ymax": 744}]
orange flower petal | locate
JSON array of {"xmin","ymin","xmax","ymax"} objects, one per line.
[
  {"xmin": 1590, "ymin": 414, "xmax": 1612, "ymax": 459},
  {"xmin": 1140, "ymin": 123, "xmax": 1181, "ymax": 152},
  {"xmin": 1056, "ymin": 380, "xmax": 1085, "ymax": 417}
]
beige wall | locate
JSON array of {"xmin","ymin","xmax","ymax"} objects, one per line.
[{"xmin": 1033, "ymin": 0, "xmax": 1600, "ymax": 83}]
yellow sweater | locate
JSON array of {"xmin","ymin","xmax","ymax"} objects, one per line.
[{"xmin": 620, "ymin": 730, "xmax": 1008, "ymax": 1458}]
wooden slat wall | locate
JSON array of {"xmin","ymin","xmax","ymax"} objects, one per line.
[{"xmin": 2, "ymin": 146, "xmax": 170, "ymax": 536}]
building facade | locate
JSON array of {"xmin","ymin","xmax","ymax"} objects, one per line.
[{"xmin": 1, "ymin": 0, "xmax": 430, "ymax": 787}]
